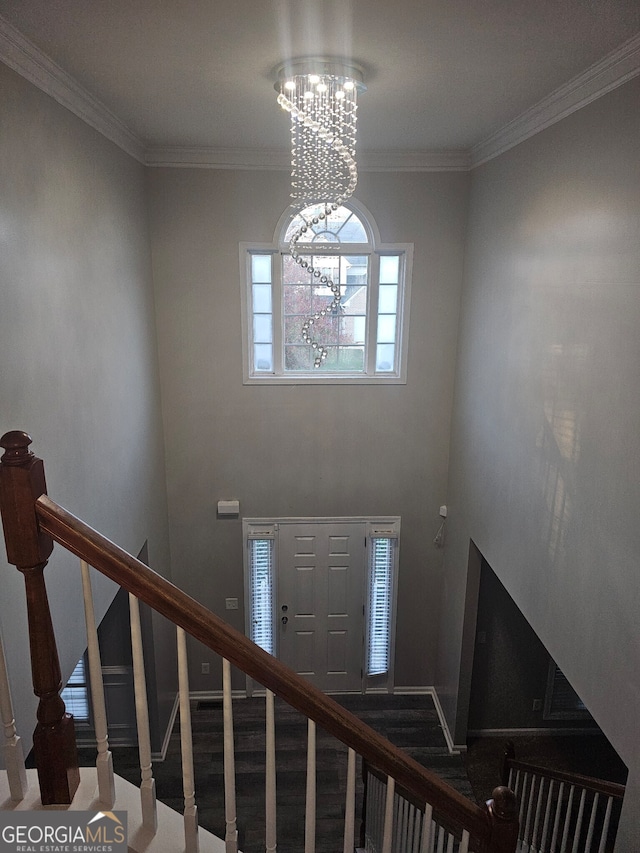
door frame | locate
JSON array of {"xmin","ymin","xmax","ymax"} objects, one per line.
[{"xmin": 242, "ymin": 516, "xmax": 400, "ymax": 696}]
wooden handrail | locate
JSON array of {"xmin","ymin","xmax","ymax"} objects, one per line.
[
  {"xmin": 502, "ymin": 741, "xmax": 625, "ymax": 800},
  {"xmin": 35, "ymin": 493, "xmax": 504, "ymax": 844}
]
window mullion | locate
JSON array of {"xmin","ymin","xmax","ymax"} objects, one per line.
[
  {"xmin": 272, "ymin": 251, "xmax": 283, "ymax": 375},
  {"xmin": 367, "ymin": 254, "xmax": 381, "ymax": 375}
]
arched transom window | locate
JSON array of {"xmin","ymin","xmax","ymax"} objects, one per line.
[{"xmin": 241, "ymin": 201, "xmax": 412, "ymax": 383}]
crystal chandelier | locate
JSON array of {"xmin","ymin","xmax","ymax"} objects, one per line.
[{"xmin": 275, "ymin": 59, "xmax": 366, "ymax": 367}]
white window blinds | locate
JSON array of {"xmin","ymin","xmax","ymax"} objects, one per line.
[
  {"xmin": 248, "ymin": 535, "xmax": 275, "ymax": 655},
  {"xmin": 61, "ymin": 655, "xmax": 90, "ymax": 722},
  {"xmin": 367, "ymin": 537, "xmax": 396, "ymax": 676}
]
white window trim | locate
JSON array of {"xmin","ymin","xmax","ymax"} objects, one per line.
[
  {"xmin": 242, "ymin": 516, "xmax": 400, "ymax": 695},
  {"xmin": 239, "ymin": 200, "xmax": 413, "ymax": 385}
]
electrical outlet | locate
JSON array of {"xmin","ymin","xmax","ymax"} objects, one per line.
[
  {"xmin": 532, "ymin": 698, "xmax": 542, "ymax": 711},
  {"xmin": 201, "ymin": 662, "xmax": 210, "ymax": 675},
  {"xmin": 225, "ymin": 597, "xmax": 239, "ymax": 610}
]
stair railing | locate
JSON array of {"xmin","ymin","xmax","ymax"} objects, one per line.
[
  {"xmin": 0, "ymin": 431, "xmax": 519, "ymax": 853},
  {"xmin": 501, "ymin": 741, "xmax": 625, "ymax": 853}
]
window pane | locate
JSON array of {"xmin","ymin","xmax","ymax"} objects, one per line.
[
  {"xmin": 376, "ymin": 344, "xmax": 395, "ymax": 372},
  {"xmin": 378, "ymin": 284, "xmax": 398, "ymax": 313},
  {"xmin": 379, "ymin": 255, "xmax": 400, "ymax": 284},
  {"xmin": 252, "ymin": 284, "xmax": 272, "ymax": 313},
  {"xmin": 252, "ymin": 254, "xmax": 272, "ymax": 283},
  {"xmin": 377, "ymin": 315, "xmax": 397, "ymax": 343},
  {"xmin": 254, "ymin": 344, "xmax": 273, "ymax": 371},
  {"xmin": 283, "ymin": 253, "xmax": 313, "ymax": 284},
  {"xmin": 284, "ymin": 315, "xmax": 305, "ymax": 344},
  {"xmin": 284, "ymin": 204, "xmax": 367, "ymax": 244},
  {"xmin": 253, "ymin": 314, "xmax": 272, "ymax": 343},
  {"xmin": 338, "ymin": 347, "xmax": 365, "ymax": 371},
  {"xmin": 341, "ymin": 315, "xmax": 366, "ymax": 344},
  {"xmin": 341, "ymin": 285, "xmax": 367, "ymax": 316},
  {"xmin": 285, "ymin": 345, "xmax": 312, "ymax": 371},
  {"xmin": 283, "ymin": 284, "xmax": 312, "ymax": 314}
]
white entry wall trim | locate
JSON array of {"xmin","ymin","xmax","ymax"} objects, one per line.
[{"xmin": 243, "ymin": 517, "xmax": 400, "ymax": 694}]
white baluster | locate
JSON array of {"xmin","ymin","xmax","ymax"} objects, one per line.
[
  {"xmin": 435, "ymin": 824, "xmax": 445, "ymax": 853},
  {"xmin": 419, "ymin": 803, "xmax": 433, "ymax": 853},
  {"xmin": 177, "ymin": 627, "xmax": 199, "ymax": 853},
  {"xmin": 0, "ymin": 628, "xmax": 27, "ymax": 801},
  {"xmin": 445, "ymin": 832, "xmax": 454, "ymax": 853},
  {"xmin": 531, "ymin": 775, "xmax": 545, "ymax": 851},
  {"xmin": 265, "ymin": 689, "xmax": 277, "ymax": 853},
  {"xmin": 540, "ymin": 778, "xmax": 554, "ymax": 853},
  {"xmin": 523, "ymin": 774, "xmax": 536, "ymax": 848},
  {"xmin": 396, "ymin": 794, "xmax": 406, "ymax": 851},
  {"xmin": 343, "ymin": 747, "xmax": 356, "ymax": 853},
  {"xmin": 550, "ymin": 781, "xmax": 565, "ymax": 852},
  {"xmin": 79, "ymin": 560, "xmax": 115, "ymax": 808},
  {"xmin": 584, "ymin": 792, "xmax": 599, "ymax": 853},
  {"xmin": 459, "ymin": 829, "xmax": 470, "ymax": 853},
  {"xmin": 305, "ymin": 718, "xmax": 316, "ymax": 853},
  {"xmin": 597, "ymin": 796, "xmax": 613, "ymax": 853},
  {"xmin": 518, "ymin": 772, "xmax": 529, "ymax": 830},
  {"xmin": 129, "ymin": 593, "xmax": 157, "ymax": 833},
  {"xmin": 222, "ymin": 658, "xmax": 238, "ymax": 853},
  {"xmin": 560, "ymin": 784, "xmax": 575, "ymax": 853},
  {"xmin": 570, "ymin": 788, "xmax": 586, "ymax": 853},
  {"xmin": 381, "ymin": 776, "xmax": 395, "ymax": 853}
]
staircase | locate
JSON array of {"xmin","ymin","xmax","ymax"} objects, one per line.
[{"xmin": 0, "ymin": 429, "xmax": 519, "ymax": 853}]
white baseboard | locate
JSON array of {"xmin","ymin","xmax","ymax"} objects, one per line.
[
  {"xmin": 426, "ymin": 687, "xmax": 460, "ymax": 755},
  {"xmin": 392, "ymin": 685, "xmax": 432, "ymax": 695},
  {"xmin": 189, "ymin": 689, "xmax": 249, "ymax": 701},
  {"xmin": 467, "ymin": 727, "xmax": 603, "ymax": 738}
]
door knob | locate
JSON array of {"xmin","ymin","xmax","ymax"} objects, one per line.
[{"xmin": 281, "ymin": 615, "xmax": 288, "ymax": 625}]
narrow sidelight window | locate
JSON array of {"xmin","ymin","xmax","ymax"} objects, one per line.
[
  {"xmin": 366, "ymin": 537, "xmax": 396, "ymax": 676},
  {"xmin": 247, "ymin": 530, "xmax": 275, "ymax": 655}
]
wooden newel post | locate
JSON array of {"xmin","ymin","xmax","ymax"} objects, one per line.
[
  {"xmin": 0, "ymin": 431, "xmax": 80, "ymax": 805},
  {"xmin": 485, "ymin": 785, "xmax": 519, "ymax": 853}
]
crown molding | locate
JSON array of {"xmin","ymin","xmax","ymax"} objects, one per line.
[
  {"xmin": 144, "ymin": 146, "xmax": 291, "ymax": 169},
  {"xmin": 471, "ymin": 31, "xmax": 640, "ymax": 168},
  {"xmin": 359, "ymin": 149, "xmax": 471, "ymax": 172},
  {"xmin": 2, "ymin": 10, "xmax": 638, "ymax": 173},
  {"xmin": 0, "ymin": 13, "xmax": 145, "ymax": 162}
]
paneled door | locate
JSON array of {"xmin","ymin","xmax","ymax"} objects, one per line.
[{"xmin": 277, "ymin": 521, "xmax": 365, "ymax": 692}]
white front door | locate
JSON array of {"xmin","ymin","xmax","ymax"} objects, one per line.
[{"xmin": 277, "ymin": 521, "xmax": 365, "ymax": 692}]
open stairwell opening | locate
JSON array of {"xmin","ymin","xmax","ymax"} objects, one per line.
[
  {"xmin": 1, "ymin": 431, "xmax": 627, "ymax": 852},
  {"xmin": 0, "ymin": 430, "xmax": 518, "ymax": 853}
]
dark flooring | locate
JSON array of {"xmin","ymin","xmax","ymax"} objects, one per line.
[{"xmin": 80, "ymin": 693, "xmax": 473, "ymax": 853}]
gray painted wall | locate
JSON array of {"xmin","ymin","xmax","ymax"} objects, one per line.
[
  {"xmin": 0, "ymin": 64, "xmax": 174, "ymax": 758},
  {"xmin": 439, "ymin": 77, "xmax": 640, "ymax": 846},
  {"xmin": 146, "ymin": 166, "xmax": 469, "ymax": 691}
]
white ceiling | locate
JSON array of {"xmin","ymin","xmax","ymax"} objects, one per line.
[{"xmin": 1, "ymin": 0, "xmax": 639, "ymax": 162}]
